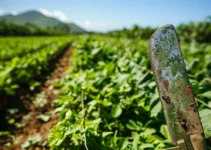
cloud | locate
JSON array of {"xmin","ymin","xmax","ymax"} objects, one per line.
[
  {"xmin": 84, "ymin": 20, "xmax": 92, "ymax": 26},
  {"xmin": 38, "ymin": 8, "xmax": 68, "ymax": 22},
  {"xmin": 0, "ymin": 8, "xmax": 4, "ymax": 16},
  {"xmin": 11, "ymin": 10, "xmax": 17, "ymax": 15},
  {"xmin": 74, "ymin": 20, "xmax": 121, "ymax": 32}
]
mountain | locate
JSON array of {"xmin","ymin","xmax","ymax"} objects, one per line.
[{"xmin": 0, "ymin": 10, "xmax": 86, "ymax": 34}]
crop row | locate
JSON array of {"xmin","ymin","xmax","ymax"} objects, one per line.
[
  {"xmin": 48, "ymin": 37, "xmax": 211, "ymax": 149},
  {"xmin": 48, "ymin": 37, "xmax": 171, "ymax": 149},
  {"xmin": 0, "ymin": 37, "xmax": 70, "ymax": 61},
  {"xmin": 0, "ymin": 37, "xmax": 72, "ymax": 99}
]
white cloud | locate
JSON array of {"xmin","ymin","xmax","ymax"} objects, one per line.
[
  {"xmin": 0, "ymin": 8, "xmax": 4, "ymax": 16},
  {"xmin": 84, "ymin": 20, "xmax": 92, "ymax": 26},
  {"xmin": 38, "ymin": 8, "xmax": 68, "ymax": 22},
  {"xmin": 11, "ymin": 10, "xmax": 17, "ymax": 15},
  {"xmin": 74, "ymin": 20, "xmax": 121, "ymax": 32}
]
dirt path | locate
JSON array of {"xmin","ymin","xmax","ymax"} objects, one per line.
[{"xmin": 0, "ymin": 47, "xmax": 72, "ymax": 150}]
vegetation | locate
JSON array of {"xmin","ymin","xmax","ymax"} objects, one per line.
[
  {"xmin": 48, "ymin": 36, "xmax": 211, "ymax": 149},
  {"xmin": 0, "ymin": 37, "xmax": 71, "ymax": 100},
  {"xmin": 0, "ymin": 18, "xmax": 210, "ymax": 149},
  {"xmin": 0, "ymin": 37, "xmax": 55, "ymax": 60},
  {"xmin": 177, "ymin": 17, "xmax": 211, "ymax": 43},
  {"xmin": 0, "ymin": 21, "xmax": 72, "ymax": 35},
  {"xmin": 107, "ymin": 17, "xmax": 211, "ymax": 43},
  {"xmin": 0, "ymin": 10, "xmax": 86, "ymax": 34},
  {"xmin": 107, "ymin": 25, "xmax": 156, "ymax": 40}
]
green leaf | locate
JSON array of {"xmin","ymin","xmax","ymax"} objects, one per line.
[
  {"xmin": 36, "ymin": 114, "xmax": 50, "ymax": 122},
  {"xmin": 143, "ymin": 128, "xmax": 156, "ymax": 136},
  {"xmin": 29, "ymin": 135, "xmax": 42, "ymax": 144},
  {"xmin": 65, "ymin": 110, "xmax": 72, "ymax": 119},
  {"xmin": 21, "ymin": 141, "xmax": 31, "ymax": 149},
  {"xmin": 150, "ymin": 100, "xmax": 161, "ymax": 118},
  {"xmin": 87, "ymin": 118, "xmax": 101, "ymax": 130},
  {"xmin": 8, "ymin": 118, "xmax": 15, "ymax": 125},
  {"xmin": 132, "ymin": 133, "xmax": 140, "ymax": 150},
  {"xmin": 0, "ymin": 131, "xmax": 11, "ymax": 137},
  {"xmin": 139, "ymin": 143, "xmax": 154, "ymax": 149},
  {"xmin": 160, "ymin": 125, "xmax": 170, "ymax": 141},
  {"xmin": 115, "ymin": 74, "xmax": 129, "ymax": 83},
  {"xmin": 11, "ymin": 84, "xmax": 19, "ymax": 89},
  {"xmin": 126, "ymin": 120, "xmax": 142, "ymax": 131},
  {"xmin": 65, "ymin": 125, "xmax": 81, "ymax": 136},
  {"xmin": 7, "ymin": 108, "xmax": 19, "ymax": 114},
  {"xmin": 111, "ymin": 104, "xmax": 122, "ymax": 118},
  {"xmin": 91, "ymin": 48, "xmax": 101, "ymax": 55},
  {"xmin": 118, "ymin": 139, "xmax": 129, "ymax": 149},
  {"xmin": 102, "ymin": 132, "xmax": 113, "ymax": 138},
  {"xmin": 198, "ymin": 91, "xmax": 211, "ymax": 99},
  {"xmin": 199, "ymin": 109, "xmax": 211, "ymax": 138}
]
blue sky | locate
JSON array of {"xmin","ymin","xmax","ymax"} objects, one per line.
[{"xmin": 0, "ymin": 0, "xmax": 211, "ymax": 32}]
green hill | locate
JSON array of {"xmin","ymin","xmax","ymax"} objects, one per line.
[{"xmin": 0, "ymin": 10, "xmax": 86, "ymax": 34}]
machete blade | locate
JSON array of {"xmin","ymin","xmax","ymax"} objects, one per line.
[{"xmin": 148, "ymin": 24, "xmax": 206, "ymax": 150}]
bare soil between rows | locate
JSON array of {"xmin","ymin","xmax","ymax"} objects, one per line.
[{"xmin": 0, "ymin": 47, "xmax": 72, "ymax": 150}]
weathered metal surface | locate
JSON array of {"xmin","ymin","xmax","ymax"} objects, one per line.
[
  {"xmin": 165, "ymin": 139, "xmax": 187, "ymax": 150},
  {"xmin": 148, "ymin": 24, "xmax": 207, "ymax": 150}
]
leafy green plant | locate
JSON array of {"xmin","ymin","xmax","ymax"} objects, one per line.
[
  {"xmin": 49, "ymin": 37, "xmax": 172, "ymax": 149},
  {"xmin": 0, "ymin": 37, "xmax": 72, "ymax": 96},
  {"xmin": 49, "ymin": 36, "xmax": 211, "ymax": 149}
]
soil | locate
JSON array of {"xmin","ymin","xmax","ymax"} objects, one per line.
[{"xmin": 0, "ymin": 47, "xmax": 72, "ymax": 150}]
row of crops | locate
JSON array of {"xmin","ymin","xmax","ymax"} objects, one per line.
[
  {"xmin": 0, "ymin": 37, "xmax": 54, "ymax": 61},
  {"xmin": 0, "ymin": 35, "xmax": 210, "ymax": 149},
  {"xmin": 48, "ymin": 36, "xmax": 211, "ymax": 149},
  {"xmin": 0, "ymin": 37, "xmax": 72, "ymax": 101}
]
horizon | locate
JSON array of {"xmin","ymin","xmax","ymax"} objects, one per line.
[{"xmin": 0, "ymin": 0, "xmax": 211, "ymax": 32}]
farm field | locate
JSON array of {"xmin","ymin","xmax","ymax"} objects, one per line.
[
  {"xmin": 0, "ymin": 36, "xmax": 72, "ymax": 100},
  {"xmin": 0, "ymin": 35, "xmax": 211, "ymax": 149}
]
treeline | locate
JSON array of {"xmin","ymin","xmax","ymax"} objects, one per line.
[
  {"xmin": 107, "ymin": 25, "xmax": 156, "ymax": 40},
  {"xmin": 177, "ymin": 17, "xmax": 211, "ymax": 43},
  {"xmin": 107, "ymin": 17, "xmax": 211, "ymax": 43},
  {"xmin": 0, "ymin": 20, "xmax": 70, "ymax": 36}
]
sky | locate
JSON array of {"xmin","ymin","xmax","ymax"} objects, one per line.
[{"xmin": 0, "ymin": 0, "xmax": 211, "ymax": 32}]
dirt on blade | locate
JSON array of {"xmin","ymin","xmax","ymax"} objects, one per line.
[{"xmin": 0, "ymin": 47, "xmax": 72, "ymax": 150}]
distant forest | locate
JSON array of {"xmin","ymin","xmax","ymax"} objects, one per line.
[
  {"xmin": 1, "ymin": 17, "xmax": 211, "ymax": 43},
  {"xmin": 0, "ymin": 20, "xmax": 70, "ymax": 36},
  {"xmin": 107, "ymin": 16, "xmax": 211, "ymax": 43}
]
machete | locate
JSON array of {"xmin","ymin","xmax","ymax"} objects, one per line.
[{"xmin": 148, "ymin": 24, "xmax": 207, "ymax": 150}]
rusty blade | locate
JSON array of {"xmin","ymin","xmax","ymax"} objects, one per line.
[{"xmin": 148, "ymin": 24, "xmax": 206, "ymax": 149}]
